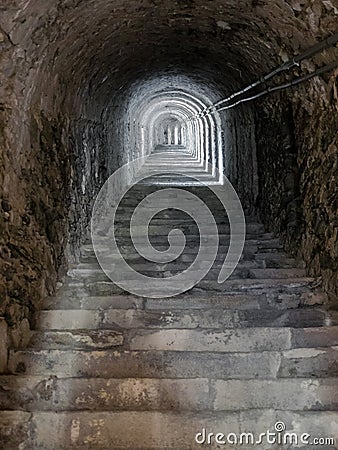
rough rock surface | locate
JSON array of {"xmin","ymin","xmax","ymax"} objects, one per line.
[{"xmin": 0, "ymin": 0, "xmax": 337, "ymax": 367}]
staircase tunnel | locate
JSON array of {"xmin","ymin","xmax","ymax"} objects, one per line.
[
  {"xmin": 0, "ymin": 1, "xmax": 337, "ymax": 445},
  {"xmin": 1, "ymin": 1, "xmax": 337, "ymax": 334}
]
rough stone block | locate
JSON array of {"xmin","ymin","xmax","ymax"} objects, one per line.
[
  {"xmin": 278, "ymin": 347, "xmax": 338, "ymax": 378},
  {"xmin": 36, "ymin": 310, "xmax": 101, "ymax": 330},
  {"xmin": 213, "ymin": 379, "xmax": 338, "ymax": 411},
  {"xmin": 129, "ymin": 328, "xmax": 292, "ymax": 352},
  {"xmin": 0, "ymin": 376, "xmax": 210, "ymax": 411},
  {"xmin": 8, "ymin": 349, "xmax": 282, "ymax": 379}
]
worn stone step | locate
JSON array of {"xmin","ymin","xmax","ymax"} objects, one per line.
[
  {"xmin": 72, "ymin": 255, "xmax": 303, "ymax": 270},
  {"xmin": 8, "ymin": 347, "xmax": 338, "ymax": 379},
  {"xmin": 42, "ymin": 293, "xmax": 265, "ymax": 311},
  {"xmin": 205, "ymin": 268, "xmax": 307, "ymax": 280},
  {"xmin": 112, "ymin": 232, "xmax": 262, "ymax": 244},
  {"xmin": 81, "ymin": 237, "xmax": 283, "ymax": 257},
  {"xmin": 93, "ymin": 278, "xmax": 316, "ymax": 297},
  {"xmin": 278, "ymin": 347, "xmax": 338, "ymax": 378},
  {"xmin": 0, "ymin": 376, "xmax": 337, "ymax": 412},
  {"xmin": 79, "ymin": 245, "xmax": 287, "ymax": 264},
  {"xmin": 86, "ymin": 232, "xmax": 276, "ymax": 246},
  {"xmin": 0, "ymin": 410, "xmax": 337, "ymax": 450},
  {"xmin": 33, "ymin": 318, "xmax": 295, "ymax": 353},
  {"xmin": 8, "ymin": 349, "xmax": 282, "ymax": 378},
  {"xmin": 43, "ymin": 288, "xmax": 327, "ymax": 312},
  {"xmin": 143, "ymin": 290, "xmax": 327, "ymax": 310},
  {"xmin": 112, "ymin": 223, "xmax": 264, "ymax": 236},
  {"xmin": 34, "ymin": 306, "xmax": 338, "ymax": 337},
  {"xmin": 115, "ymin": 199, "xmax": 241, "ymax": 210},
  {"xmin": 0, "ymin": 376, "xmax": 210, "ymax": 412},
  {"xmin": 53, "ymin": 277, "xmax": 317, "ymax": 299},
  {"xmin": 127, "ymin": 328, "xmax": 338, "ymax": 352},
  {"xmin": 114, "ymin": 215, "xmax": 259, "ymax": 224},
  {"xmin": 76, "ymin": 253, "xmax": 303, "ymax": 269},
  {"xmin": 213, "ymin": 378, "xmax": 338, "ymax": 411},
  {"xmin": 67, "ymin": 267, "xmax": 307, "ymax": 283},
  {"xmin": 115, "ymin": 264, "xmax": 306, "ymax": 282},
  {"xmin": 28, "ymin": 329, "xmax": 124, "ymax": 350},
  {"xmin": 67, "ymin": 266, "xmax": 308, "ymax": 283},
  {"xmin": 42, "ymin": 294, "xmax": 143, "ymax": 311},
  {"xmin": 117, "ymin": 194, "xmax": 242, "ymax": 204},
  {"xmin": 196, "ymin": 277, "xmax": 315, "ymax": 292},
  {"xmin": 70, "ymin": 261, "xmax": 274, "ymax": 277}
]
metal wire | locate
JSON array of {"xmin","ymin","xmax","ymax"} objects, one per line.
[
  {"xmin": 216, "ymin": 60, "xmax": 338, "ymax": 112},
  {"xmin": 193, "ymin": 33, "xmax": 338, "ymax": 120}
]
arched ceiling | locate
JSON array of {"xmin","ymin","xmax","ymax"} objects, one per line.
[{"xmin": 1, "ymin": 0, "xmax": 337, "ymax": 114}]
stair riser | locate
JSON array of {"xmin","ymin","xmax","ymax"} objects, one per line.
[
  {"xmin": 82, "ymin": 239, "xmax": 283, "ymax": 258},
  {"xmin": 112, "ymin": 224, "xmax": 262, "ymax": 236},
  {"xmin": 0, "ymin": 377, "xmax": 336, "ymax": 412},
  {"xmin": 41, "ymin": 292, "xmax": 328, "ymax": 315},
  {"xmin": 1, "ymin": 410, "xmax": 337, "ymax": 450},
  {"xmin": 78, "ymin": 254, "xmax": 302, "ymax": 269},
  {"xmin": 67, "ymin": 268, "xmax": 307, "ymax": 284},
  {"xmin": 8, "ymin": 349, "xmax": 338, "ymax": 379},
  {"xmin": 55, "ymin": 278, "xmax": 316, "ymax": 298},
  {"xmin": 34, "ymin": 310, "xmax": 336, "ymax": 337}
]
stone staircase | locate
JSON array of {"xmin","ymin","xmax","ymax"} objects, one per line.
[{"xmin": 1, "ymin": 168, "xmax": 338, "ymax": 449}]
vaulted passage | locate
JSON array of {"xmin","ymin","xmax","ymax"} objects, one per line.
[{"xmin": 0, "ymin": 1, "xmax": 338, "ymax": 448}]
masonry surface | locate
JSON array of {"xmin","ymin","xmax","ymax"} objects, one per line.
[{"xmin": 0, "ymin": 0, "xmax": 337, "ymax": 448}]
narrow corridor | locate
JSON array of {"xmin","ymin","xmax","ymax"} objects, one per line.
[{"xmin": 0, "ymin": 1, "xmax": 337, "ymax": 448}]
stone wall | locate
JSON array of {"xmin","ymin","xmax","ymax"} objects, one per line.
[
  {"xmin": 255, "ymin": 73, "xmax": 338, "ymax": 302},
  {"xmin": 294, "ymin": 78, "xmax": 338, "ymax": 300},
  {"xmin": 0, "ymin": 106, "xmax": 69, "ymax": 351},
  {"xmin": 223, "ymin": 106, "xmax": 258, "ymax": 213}
]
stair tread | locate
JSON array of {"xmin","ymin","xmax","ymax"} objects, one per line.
[
  {"xmin": 27, "ymin": 326, "xmax": 338, "ymax": 352},
  {"xmin": 0, "ymin": 376, "xmax": 337, "ymax": 412},
  {"xmin": 7, "ymin": 347, "xmax": 338, "ymax": 380},
  {"xmin": 34, "ymin": 307, "xmax": 337, "ymax": 329}
]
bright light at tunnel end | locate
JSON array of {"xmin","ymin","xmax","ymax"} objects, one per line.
[{"xmin": 91, "ymin": 156, "xmax": 246, "ymax": 298}]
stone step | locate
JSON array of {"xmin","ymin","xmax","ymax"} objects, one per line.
[
  {"xmin": 113, "ymin": 215, "xmax": 259, "ymax": 224},
  {"xmin": 0, "ymin": 410, "xmax": 337, "ymax": 449},
  {"xmin": 67, "ymin": 268, "xmax": 307, "ymax": 283},
  {"xmin": 90, "ymin": 234, "xmax": 267, "ymax": 249},
  {"xmin": 79, "ymin": 249, "xmax": 300, "ymax": 266},
  {"xmin": 70, "ymin": 260, "xmax": 296, "ymax": 274},
  {"xmin": 0, "ymin": 376, "xmax": 337, "ymax": 412},
  {"xmin": 42, "ymin": 290, "xmax": 328, "ymax": 311},
  {"xmin": 8, "ymin": 347, "xmax": 338, "ymax": 378},
  {"xmin": 114, "ymin": 210, "xmax": 239, "ymax": 219},
  {"xmin": 53, "ymin": 277, "xmax": 317, "ymax": 298},
  {"xmin": 126, "ymin": 328, "xmax": 338, "ymax": 353},
  {"xmin": 34, "ymin": 308, "xmax": 337, "ymax": 335},
  {"xmin": 111, "ymin": 213, "xmax": 247, "ymax": 224},
  {"xmin": 82, "ymin": 237, "xmax": 283, "ymax": 255},
  {"xmin": 112, "ymin": 223, "xmax": 263, "ymax": 236},
  {"xmin": 196, "ymin": 277, "xmax": 315, "ymax": 292},
  {"xmin": 97, "ymin": 230, "xmax": 264, "ymax": 242},
  {"xmin": 80, "ymin": 241, "xmax": 286, "ymax": 267},
  {"xmin": 113, "ymin": 207, "xmax": 245, "ymax": 219},
  {"xmin": 32, "ymin": 324, "xmax": 338, "ymax": 351},
  {"xmin": 28, "ymin": 329, "xmax": 124, "ymax": 350},
  {"xmin": 75, "ymin": 252, "xmax": 303, "ymax": 269}
]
